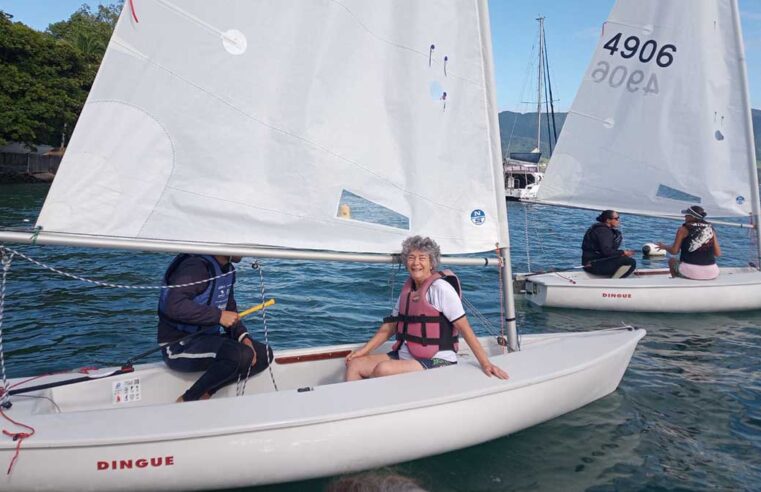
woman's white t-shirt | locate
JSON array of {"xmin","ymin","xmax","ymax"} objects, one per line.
[{"xmin": 391, "ymin": 278, "xmax": 465, "ymax": 362}]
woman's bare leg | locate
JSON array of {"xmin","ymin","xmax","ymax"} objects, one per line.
[
  {"xmin": 345, "ymin": 353, "xmax": 392, "ymax": 381},
  {"xmin": 370, "ymin": 359, "xmax": 425, "ymax": 378}
]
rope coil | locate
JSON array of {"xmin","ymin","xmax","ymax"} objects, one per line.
[{"xmin": 0, "ymin": 407, "xmax": 34, "ymax": 475}]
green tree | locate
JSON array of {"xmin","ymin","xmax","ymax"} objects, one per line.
[
  {"xmin": 0, "ymin": 2, "xmax": 123, "ymax": 147},
  {"xmin": 0, "ymin": 14, "xmax": 89, "ymax": 147},
  {"xmin": 47, "ymin": 2, "xmax": 123, "ymax": 80}
]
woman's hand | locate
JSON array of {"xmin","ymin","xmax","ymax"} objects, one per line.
[
  {"xmin": 481, "ymin": 362, "xmax": 509, "ymax": 379},
  {"xmin": 345, "ymin": 348, "xmax": 367, "ymax": 365}
]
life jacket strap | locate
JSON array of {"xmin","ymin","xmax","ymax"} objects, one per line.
[
  {"xmin": 386, "ymin": 314, "xmax": 441, "ymax": 324},
  {"xmin": 400, "ymin": 332, "xmax": 459, "ymax": 350}
]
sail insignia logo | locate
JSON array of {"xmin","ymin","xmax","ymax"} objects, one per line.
[
  {"xmin": 470, "ymin": 209, "xmax": 486, "ymax": 226},
  {"xmin": 737, "ymin": 196, "xmax": 745, "ymax": 205}
]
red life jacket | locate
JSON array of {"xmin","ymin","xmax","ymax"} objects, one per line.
[{"xmin": 387, "ymin": 270, "xmax": 461, "ymax": 359}]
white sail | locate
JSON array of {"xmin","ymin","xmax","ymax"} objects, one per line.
[
  {"xmin": 37, "ymin": 0, "xmax": 502, "ymax": 254},
  {"xmin": 537, "ymin": 0, "xmax": 757, "ymax": 219}
]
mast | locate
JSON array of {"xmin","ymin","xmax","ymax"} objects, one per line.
[
  {"xmin": 730, "ymin": 0, "xmax": 761, "ymax": 266},
  {"xmin": 478, "ymin": 0, "xmax": 518, "ymax": 351},
  {"xmin": 535, "ymin": 16, "xmax": 545, "ymax": 152}
]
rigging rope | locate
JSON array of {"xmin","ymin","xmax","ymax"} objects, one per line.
[
  {"xmin": 0, "ymin": 251, "xmax": 14, "ymax": 409},
  {"xmin": 0, "ymin": 245, "xmax": 274, "ymax": 399},
  {"xmin": 387, "ymin": 260, "xmax": 403, "ymax": 308},
  {"xmin": 461, "ymin": 296, "xmax": 500, "ymax": 337},
  {"xmin": 748, "ymin": 214, "xmax": 759, "ymax": 267},
  {"xmin": 524, "ymin": 205, "xmax": 532, "ymax": 271},
  {"xmin": 0, "ymin": 246, "xmax": 234, "ymax": 290},
  {"xmin": 0, "ymin": 250, "xmax": 36, "ymax": 476},
  {"xmin": 237, "ymin": 261, "xmax": 278, "ymax": 395},
  {"xmin": 495, "ymin": 250, "xmax": 511, "ymax": 352}
]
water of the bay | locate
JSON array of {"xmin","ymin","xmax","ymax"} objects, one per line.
[{"xmin": 1, "ymin": 183, "xmax": 760, "ymax": 491}]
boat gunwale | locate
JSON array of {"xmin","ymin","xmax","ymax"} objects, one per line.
[
  {"xmin": 1, "ymin": 329, "xmax": 644, "ymax": 449},
  {"xmin": 523, "ymin": 267, "xmax": 761, "ymax": 289}
]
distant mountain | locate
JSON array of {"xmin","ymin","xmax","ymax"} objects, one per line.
[
  {"xmin": 500, "ymin": 109, "xmax": 761, "ymax": 167},
  {"xmin": 498, "ymin": 111, "xmax": 566, "ymax": 161}
]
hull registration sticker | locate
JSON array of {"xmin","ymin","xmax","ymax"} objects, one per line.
[{"xmin": 113, "ymin": 378, "xmax": 141, "ymax": 404}]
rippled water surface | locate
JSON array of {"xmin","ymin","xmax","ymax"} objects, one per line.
[{"xmin": 1, "ymin": 184, "xmax": 760, "ymax": 491}]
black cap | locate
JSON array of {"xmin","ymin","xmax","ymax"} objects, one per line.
[{"xmin": 680, "ymin": 205, "xmax": 706, "ymax": 219}]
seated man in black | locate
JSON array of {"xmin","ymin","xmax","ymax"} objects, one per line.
[
  {"xmin": 581, "ymin": 210, "xmax": 636, "ymax": 278},
  {"xmin": 158, "ymin": 254, "xmax": 271, "ymax": 402}
]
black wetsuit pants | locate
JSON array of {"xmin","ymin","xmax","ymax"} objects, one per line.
[
  {"xmin": 162, "ymin": 334, "xmax": 272, "ymax": 401},
  {"xmin": 583, "ymin": 255, "xmax": 636, "ymax": 278}
]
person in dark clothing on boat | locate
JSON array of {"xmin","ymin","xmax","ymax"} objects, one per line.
[
  {"xmin": 657, "ymin": 205, "xmax": 721, "ymax": 280},
  {"xmin": 157, "ymin": 254, "xmax": 272, "ymax": 402},
  {"xmin": 581, "ymin": 210, "xmax": 637, "ymax": 278}
]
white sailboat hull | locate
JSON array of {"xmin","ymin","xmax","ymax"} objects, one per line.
[
  {"xmin": 0, "ymin": 330, "xmax": 643, "ymax": 491},
  {"xmin": 521, "ymin": 267, "xmax": 761, "ymax": 312}
]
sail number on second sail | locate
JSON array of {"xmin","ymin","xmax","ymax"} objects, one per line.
[{"xmin": 590, "ymin": 32, "xmax": 678, "ymax": 96}]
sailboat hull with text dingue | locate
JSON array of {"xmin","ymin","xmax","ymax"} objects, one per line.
[
  {"xmin": 0, "ymin": 1, "xmax": 643, "ymax": 489},
  {"xmin": 525, "ymin": 0, "xmax": 761, "ymax": 313}
]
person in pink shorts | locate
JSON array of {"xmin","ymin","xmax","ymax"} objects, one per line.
[{"xmin": 657, "ymin": 205, "xmax": 721, "ymax": 280}]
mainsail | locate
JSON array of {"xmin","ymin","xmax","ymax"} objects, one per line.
[
  {"xmin": 37, "ymin": 0, "xmax": 504, "ymax": 255},
  {"xmin": 537, "ymin": 0, "xmax": 758, "ymax": 219}
]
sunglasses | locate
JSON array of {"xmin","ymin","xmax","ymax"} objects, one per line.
[{"xmin": 610, "ymin": 216, "xmax": 620, "ymax": 220}]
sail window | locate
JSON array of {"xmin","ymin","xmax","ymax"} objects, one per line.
[
  {"xmin": 656, "ymin": 184, "xmax": 701, "ymax": 204},
  {"xmin": 335, "ymin": 190, "xmax": 409, "ymax": 230},
  {"xmin": 429, "ymin": 81, "xmax": 444, "ymax": 100}
]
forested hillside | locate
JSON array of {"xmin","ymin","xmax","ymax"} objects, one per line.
[{"xmin": 0, "ymin": 4, "xmax": 121, "ymax": 148}]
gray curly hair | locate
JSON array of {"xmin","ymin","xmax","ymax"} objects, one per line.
[{"xmin": 400, "ymin": 236, "xmax": 441, "ymax": 271}]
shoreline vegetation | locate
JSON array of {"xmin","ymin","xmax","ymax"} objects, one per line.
[
  {"xmin": 0, "ymin": 172, "xmax": 54, "ymax": 184},
  {"xmin": 0, "ymin": 1, "xmax": 759, "ymax": 185}
]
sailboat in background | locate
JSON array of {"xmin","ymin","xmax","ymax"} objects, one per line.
[
  {"xmin": 0, "ymin": 1, "xmax": 643, "ymax": 489},
  {"xmin": 504, "ymin": 16, "xmax": 558, "ymax": 202},
  {"xmin": 523, "ymin": 0, "xmax": 761, "ymax": 312}
]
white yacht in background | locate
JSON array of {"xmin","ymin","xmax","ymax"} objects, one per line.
[
  {"xmin": 504, "ymin": 16, "xmax": 556, "ymax": 202},
  {"xmin": 504, "ymin": 156, "xmax": 543, "ymax": 201}
]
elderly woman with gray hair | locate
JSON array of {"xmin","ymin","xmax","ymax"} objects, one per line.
[{"xmin": 345, "ymin": 236, "xmax": 508, "ymax": 381}]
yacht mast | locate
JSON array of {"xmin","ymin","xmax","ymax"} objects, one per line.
[
  {"xmin": 535, "ymin": 16, "xmax": 545, "ymax": 152},
  {"xmin": 730, "ymin": 0, "xmax": 761, "ymax": 266}
]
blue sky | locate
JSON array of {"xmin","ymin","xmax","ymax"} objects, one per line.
[{"xmin": 1, "ymin": 0, "xmax": 759, "ymax": 111}]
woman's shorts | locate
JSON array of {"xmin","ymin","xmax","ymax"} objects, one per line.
[
  {"xmin": 676, "ymin": 261, "xmax": 719, "ymax": 280},
  {"xmin": 387, "ymin": 350, "xmax": 457, "ymax": 370}
]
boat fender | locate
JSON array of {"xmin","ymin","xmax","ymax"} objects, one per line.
[{"xmin": 642, "ymin": 243, "xmax": 666, "ymax": 257}]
